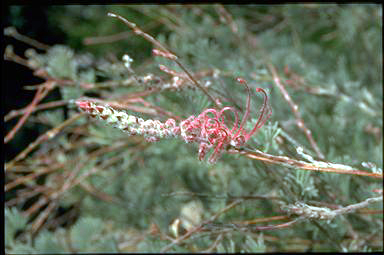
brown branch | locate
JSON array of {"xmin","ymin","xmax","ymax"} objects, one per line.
[
  {"xmin": 232, "ymin": 215, "xmax": 290, "ymax": 225},
  {"xmin": 5, "ymin": 82, "xmax": 53, "ymax": 143},
  {"xmin": 207, "ymin": 216, "xmax": 304, "ymax": 232},
  {"xmin": 22, "ymin": 195, "xmax": 50, "ymax": 218},
  {"xmin": 214, "ymin": 4, "xmax": 238, "ymax": 34},
  {"xmin": 107, "ymin": 12, "xmax": 219, "ymax": 108},
  {"xmin": 83, "ymin": 20, "xmax": 159, "ymax": 45},
  {"xmin": 5, "ymin": 113, "xmax": 85, "ymax": 169},
  {"xmin": 201, "ymin": 233, "xmax": 224, "ymax": 253},
  {"xmin": 283, "ymin": 66, "xmax": 379, "ymax": 117},
  {"xmin": 160, "ymin": 199, "xmax": 243, "ymax": 252},
  {"xmin": 4, "ymin": 27, "xmax": 50, "ymax": 50},
  {"xmin": 78, "ymin": 182, "xmax": 123, "ymax": 205},
  {"xmin": 47, "ymin": 142, "xmax": 131, "ymax": 205},
  {"xmin": 5, "ymin": 99, "xmax": 69, "ymax": 122},
  {"xmin": 267, "ymin": 63, "xmax": 325, "ymax": 159},
  {"xmin": 5, "ymin": 167, "xmax": 57, "ymax": 192},
  {"xmin": 6, "ymin": 185, "xmax": 48, "ymax": 207},
  {"xmin": 31, "ymin": 200, "xmax": 58, "ymax": 234},
  {"xmin": 5, "ymin": 142, "xmax": 128, "ymax": 193},
  {"xmin": 231, "ymin": 148, "xmax": 382, "ymax": 179},
  {"xmin": 84, "ymin": 31, "xmax": 133, "ymax": 45},
  {"xmin": 282, "ymin": 197, "xmax": 383, "ymax": 230},
  {"xmin": 333, "ymin": 196, "xmax": 383, "ymax": 216},
  {"xmin": 162, "ymin": 191, "xmax": 281, "ymax": 201},
  {"xmin": 244, "ymin": 217, "xmax": 303, "ymax": 231},
  {"xmin": 44, "ymin": 206, "xmax": 78, "ymax": 233},
  {"xmin": 4, "ymin": 45, "xmax": 32, "ymax": 68}
]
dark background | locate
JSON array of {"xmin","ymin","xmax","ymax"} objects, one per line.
[{"xmin": 3, "ymin": 6, "xmax": 67, "ymax": 161}]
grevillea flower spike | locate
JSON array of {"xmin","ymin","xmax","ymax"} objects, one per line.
[{"xmin": 76, "ymin": 77, "xmax": 271, "ymax": 164}]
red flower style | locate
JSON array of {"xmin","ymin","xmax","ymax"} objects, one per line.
[{"xmin": 180, "ymin": 77, "xmax": 272, "ymax": 163}]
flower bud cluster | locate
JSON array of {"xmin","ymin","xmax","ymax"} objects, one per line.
[
  {"xmin": 180, "ymin": 115, "xmax": 204, "ymax": 143},
  {"xmin": 76, "ymin": 100, "xmax": 180, "ymax": 142}
]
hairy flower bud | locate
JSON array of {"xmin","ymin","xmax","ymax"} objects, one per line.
[{"xmin": 76, "ymin": 100, "xmax": 181, "ymax": 141}]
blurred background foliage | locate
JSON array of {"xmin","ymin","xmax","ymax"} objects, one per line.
[{"xmin": 4, "ymin": 4, "xmax": 382, "ymax": 252}]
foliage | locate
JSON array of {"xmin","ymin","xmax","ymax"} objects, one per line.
[{"xmin": 4, "ymin": 4, "xmax": 382, "ymax": 253}]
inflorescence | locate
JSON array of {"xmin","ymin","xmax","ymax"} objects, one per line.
[{"xmin": 76, "ymin": 78, "xmax": 272, "ymax": 163}]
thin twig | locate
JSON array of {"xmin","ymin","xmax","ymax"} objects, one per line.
[
  {"xmin": 5, "ymin": 167, "xmax": 57, "ymax": 192},
  {"xmin": 5, "ymin": 113, "xmax": 84, "ymax": 169},
  {"xmin": 4, "ymin": 27, "xmax": 50, "ymax": 50},
  {"xmin": 107, "ymin": 12, "xmax": 219, "ymax": 107},
  {"xmin": 5, "ymin": 82, "xmax": 53, "ymax": 143},
  {"xmin": 200, "ymin": 233, "xmax": 223, "ymax": 253},
  {"xmin": 230, "ymin": 148, "xmax": 383, "ymax": 179},
  {"xmin": 160, "ymin": 199, "xmax": 243, "ymax": 252},
  {"xmin": 210, "ymin": 216, "xmax": 304, "ymax": 232},
  {"xmin": 79, "ymin": 182, "xmax": 123, "ymax": 205},
  {"xmin": 214, "ymin": 4, "xmax": 238, "ymax": 34},
  {"xmin": 6, "ymin": 185, "xmax": 48, "ymax": 207},
  {"xmin": 4, "ymin": 44, "xmax": 35, "ymax": 69},
  {"xmin": 333, "ymin": 196, "xmax": 383, "ymax": 216},
  {"xmin": 162, "ymin": 191, "xmax": 281, "ymax": 201},
  {"xmin": 244, "ymin": 217, "xmax": 304, "ymax": 231},
  {"xmin": 83, "ymin": 20, "xmax": 158, "ymax": 45},
  {"xmin": 311, "ymin": 220, "xmax": 342, "ymax": 250},
  {"xmin": 31, "ymin": 200, "xmax": 58, "ymax": 234},
  {"xmin": 267, "ymin": 63, "xmax": 325, "ymax": 159},
  {"xmin": 84, "ymin": 31, "xmax": 133, "ymax": 45},
  {"xmin": 44, "ymin": 205, "xmax": 78, "ymax": 232},
  {"xmin": 23, "ymin": 195, "xmax": 50, "ymax": 218},
  {"xmin": 48, "ymin": 142, "xmax": 130, "ymax": 205},
  {"xmin": 283, "ymin": 66, "xmax": 380, "ymax": 117},
  {"xmin": 5, "ymin": 99, "xmax": 69, "ymax": 122},
  {"xmin": 231, "ymin": 215, "xmax": 290, "ymax": 225}
]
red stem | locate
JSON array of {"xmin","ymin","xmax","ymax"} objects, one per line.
[
  {"xmin": 234, "ymin": 78, "xmax": 251, "ymax": 138},
  {"xmin": 245, "ymin": 88, "xmax": 272, "ymax": 141}
]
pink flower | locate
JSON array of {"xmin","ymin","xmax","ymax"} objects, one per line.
[
  {"xmin": 179, "ymin": 77, "xmax": 272, "ymax": 163},
  {"xmin": 76, "ymin": 78, "xmax": 271, "ymax": 164}
]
